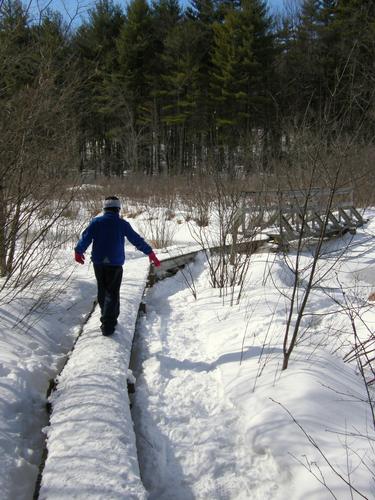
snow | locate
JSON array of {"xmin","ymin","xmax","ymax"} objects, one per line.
[
  {"xmin": 0, "ymin": 253, "xmax": 97, "ymax": 499},
  {"xmin": 39, "ymin": 255, "xmax": 149, "ymax": 499},
  {"xmin": 132, "ymin": 252, "xmax": 374, "ymax": 499},
  {"xmin": 0, "ymin": 208, "xmax": 374, "ymax": 500}
]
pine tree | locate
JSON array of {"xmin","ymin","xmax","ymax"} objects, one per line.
[
  {"xmin": 31, "ymin": 11, "xmax": 71, "ymax": 77},
  {"xmin": 159, "ymin": 18, "xmax": 203, "ymax": 172},
  {"xmin": 151, "ymin": 0, "xmax": 182, "ymax": 173},
  {"xmin": 0, "ymin": 0, "xmax": 35, "ymax": 96},
  {"xmin": 185, "ymin": 0, "xmax": 218, "ymax": 165},
  {"xmin": 152, "ymin": 0, "xmax": 181, "ymax": 44},
  {"xmin": 211, "ymin": 7, "xmax": 246, "ymax": 129},
  {"xmin": 275, "ymin": 0, "xmax": 338, "ymax": 125},
  {"xmin": 73, "ymin": 0, "xmax": 125, "ymax": 174},
  {"xmin": 116, "ymin": 0, "xmax": 155, "ymax": 121},
  {"xmin": 210, "ymin": 0, "xmax": 274, "ymax": 168},
  {"xmin": 277, "ymin": 0, "xmax": 375, "ymax": 137},
  {"xmin": 114, "ymin": 0, "xmax": 157, "ymax": 172},
  {"xmin": 333, "ymin": 0, "xmax": 375, "ymax": 136}
]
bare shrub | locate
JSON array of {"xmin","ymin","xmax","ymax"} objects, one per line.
[
  {"xmin": 137, "ymin": 205, "xmax": 177, "ymax": 249},
  {"xmin": 0, "ymin": 49, "xmax": 80, "ymax": 302},
  {"xmin": 267, "ymin": 122, "xmax": 373, "ymax": 371},
  {"xmin": 97, "ymin": 173, "xmax": 182, "ymax": 209},
  {"xmin": 186, "ymin": 169, "xmax": 262, "ymax": 303},
  {"xmin": 272, "ymin": 398, "xmax": 374, "ymax": 500}
]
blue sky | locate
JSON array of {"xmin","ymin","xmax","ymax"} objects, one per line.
[{"xmin": 37, "ymin": 0, "xmax": 285, "ymax": 26}]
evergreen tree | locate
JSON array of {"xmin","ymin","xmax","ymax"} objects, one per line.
[
  {"xmin": 152, "ymin": 0, "xmax": 181, "ymax": 44},
  {"xmin": 333, "ymin": 0, "xmax": 375, "ymax": 134},
  {"xmin": 31, "ymin": 11, "xmax": 71, "ymax": 77},
  {"xmin": 151, "ymin": 0, "xmax": 182, "ymax": 173},
  {"xmin": 275, "ymin": 0, "xmax": 338, "ymax": 126},
  {"xmin": 116, "ymin": 0, "xmax": 155, "ymax": 121},
  {"xmin": 210, "ymin": 0, "xmax": 274, "ymax": 168},
  {"xmin": 185, "ymin": 0, "xmax": 218, "ymax": 166},
  {"xmin": 0, "ymin": 0, "xmax": 35, "ymax": 96},
  {"xmin": 159, "ymin": 18, "xmax": 203, "ymax": 171},
  {"xmin": 114, "ymin": 0, "xmax": 157, "ymax": 172},
  {"xmin": 276, "ymin": 0, "xmax": 375, "ymax": 138},
  {"xmin": 73, "ymin": 0, "xmax": 125, "ymax": 174},
  {"xmin": 211, "ymin": 6, "xmax": 248, "ymax": 129}
]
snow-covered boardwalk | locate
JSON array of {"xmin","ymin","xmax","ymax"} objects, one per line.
[{"xmin": 39, "ymin": 257, "xmax": 150, "ymax": 499}]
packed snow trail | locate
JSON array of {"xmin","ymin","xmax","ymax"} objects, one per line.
[
  {"xmin": 133, "ymin": 255, "xmax": 281, "ymax": 500},
  {"xmin": 39, "ymin": 256, "xmax": 150, "ymax": 500}
]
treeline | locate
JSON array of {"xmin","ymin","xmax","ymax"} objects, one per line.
[{"xmin": 1, "ymin": 0, "xmax": 375, "ymax": 177}]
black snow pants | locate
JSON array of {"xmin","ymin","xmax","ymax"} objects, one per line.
[{"xmin": 93, "ymin": 264, "xmax": 123, "ymax": 335}]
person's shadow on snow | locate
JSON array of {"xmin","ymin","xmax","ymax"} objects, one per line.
[{"xmin": 156, "ymin": 346, "xmax": 282, "ymax": 373}]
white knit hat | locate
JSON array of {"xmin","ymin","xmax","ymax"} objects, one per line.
[{"xmin": 103, "ymin": 198, "xmax": 121, "ymax": 209}]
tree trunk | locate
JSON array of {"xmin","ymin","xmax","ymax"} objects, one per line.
[{"xmin": 0, "ymin": 185, "xmax": 7, "ymax": 277}]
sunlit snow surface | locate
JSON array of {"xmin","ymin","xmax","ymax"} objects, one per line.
[
  {"xmin": 0, "ymin": 212, "xmax": 375, "ymax": 499},
  {"xmin": 133, "ymin": 249, "xmax": 375, "ymax": 500}
]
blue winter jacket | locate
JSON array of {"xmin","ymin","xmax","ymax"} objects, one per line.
[{"xmin": 75, "ymin": 212, "xmax": 152, "ymax": 266}]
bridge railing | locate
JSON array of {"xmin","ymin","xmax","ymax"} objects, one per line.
[{"xmin": 238, "ymin": 187, "xmax": 366, "ymax": 242}]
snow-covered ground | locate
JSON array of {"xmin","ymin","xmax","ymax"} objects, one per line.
[
  {"xmin": 0, "ymin": 251, "xmax": 97, "ymax": 499},
  {"xmin": 0, "ymin": 206, "xmax": 374, "ymax": 499},
  {"xmin": 134, "ymin": 249, "xmax": 375, "ymax": 499}
]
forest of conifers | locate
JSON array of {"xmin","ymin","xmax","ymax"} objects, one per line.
[{"xmin": 1, "ymin": 0, "xmax": 375, "ymax": 177}]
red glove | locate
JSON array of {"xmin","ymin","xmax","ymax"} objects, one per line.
[
  {"xmin": 148, "ymin": 251, "xmax": 161, "ymax": 267},
  {"xmin": 75, "ymin": 252, "xmax": 85, "ymax": 264}
]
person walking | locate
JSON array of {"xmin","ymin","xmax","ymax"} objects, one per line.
[{"xmin": 74, "ymin": 196, "xmax": 160, "ymax": 336}]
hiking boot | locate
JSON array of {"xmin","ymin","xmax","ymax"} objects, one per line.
[{"xmin": 101, "ymin": 325, "xmax": 115, "ymax": 336}]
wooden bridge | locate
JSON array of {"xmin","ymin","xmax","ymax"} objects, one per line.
[{"xmin": 237, "ymin": 187, "xmax": 366, "ymax": 244}]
